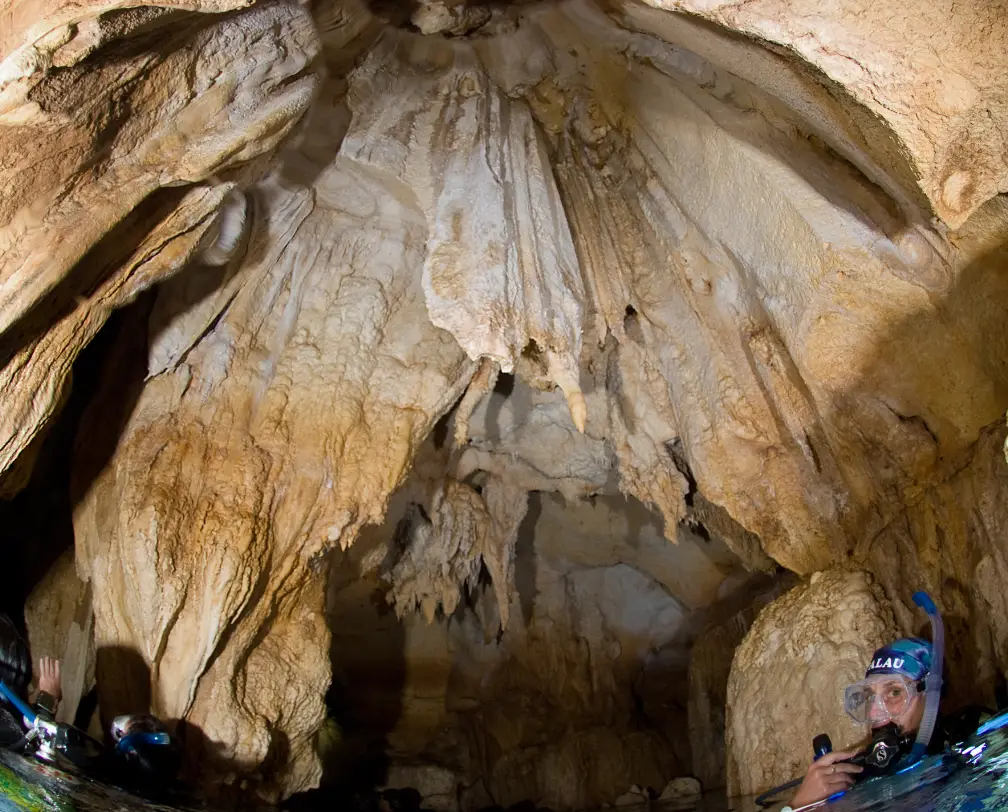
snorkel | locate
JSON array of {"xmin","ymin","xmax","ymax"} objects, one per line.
[
  {"xmin": 0, "ymin": 678, "xmax": 35, "ymax": 724},
  {"xmin": 911, "ymin": 591, "xmax": 944, "ymax": 760}
]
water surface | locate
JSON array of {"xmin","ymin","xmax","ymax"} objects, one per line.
[{"xmin": 3, "ymin": 720, "xmax": 1007, "ymax": 812}]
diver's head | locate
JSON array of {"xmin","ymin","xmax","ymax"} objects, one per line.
[{"xmin": 844, "ymin": 638, "xmax": 932, "ymax": 734}]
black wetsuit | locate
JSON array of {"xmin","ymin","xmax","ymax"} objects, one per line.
[
  {"xmin": 0, "ymin": 705, "xmax": 24, "ymax": 747},
  {"xmin": 0, "ymin": 613, "xmax": 31, "ymax": 750},
  {"xmin": 934, "ymin": 707, "xmax": 991, "ymax": 751}
]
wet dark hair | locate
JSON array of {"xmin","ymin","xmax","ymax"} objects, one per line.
[{"xmin": 0, "ymin": 615, "xmax": 30, "ymax": 693}]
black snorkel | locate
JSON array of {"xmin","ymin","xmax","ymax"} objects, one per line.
[
  {"xmin": 806, "ymin": 725, "xmax": 909, "ymax": 781},
  {"xmin": 856, "ymin": 724, "xmax": 913, "ymax": 774}
]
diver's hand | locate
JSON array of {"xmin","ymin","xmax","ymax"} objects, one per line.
[
  {"xmin": 38, "ymin": 657, "xmax": 62, "ymax": 703},
  {"xmin": 791, "ymin": 750, "xmax": 863, "ymax": 808}
]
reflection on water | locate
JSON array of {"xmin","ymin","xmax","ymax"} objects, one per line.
[
  {"xmin": 0, "ymin": 750, "xmax": 200, "ymax": 812},
  {"xmin": 2, "ymin": 720, "xmax": 1007, "ymax": 812},
  {"xmin": 583, "ymin": 795, "xmax": 760, "ymax": 812}
]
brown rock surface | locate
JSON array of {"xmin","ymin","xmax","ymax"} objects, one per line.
[
  {"xmin": 0, "ymin": 1, "xmax": 320, "ymax": 480},
  {"xmin": 725, "ymin": 569, "xmax": 897, "ymax": 796},
  {"xmin": 73, "ymin": 149, "xmax": 475, "ymax": 798},
  {"xmin": 24, "ymin": 549, "xmax": 95, "ymax": 725},
  {"xmin": 686, "ymin": 575, "xmax": 795, "ymax": 790},
  {"xmin": 3, "ymin": 0, "xmax": 1008, "ymax": 799},
  {"xmin": 630, "ymin": 0, "xmax": 1008, "ymax": 227}
]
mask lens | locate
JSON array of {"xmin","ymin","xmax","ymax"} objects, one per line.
[
  {"xmin": 845, "ymin": 677, "xmax": 914, "ymax": 725},
  {"xmin": 845, "ymin": 683, "xmax": 872, "ymax": 723},
  {"xmin": 878, "ymin": 678, "xmax": 910, "ymax": 717}
]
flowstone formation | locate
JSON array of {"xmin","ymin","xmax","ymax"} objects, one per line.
[
  {"xmin": 725, "ymin": 570, "xmax": 897, "ymax": 796},
  {"xmin": 2, "ymin": 0, "xmax": 1007, "ymax": 802}
]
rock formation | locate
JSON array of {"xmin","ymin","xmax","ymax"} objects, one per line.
[
  {"xmin": 1, "ymin": 0, "xmax": 1006, "ymax": 803},
  {"xmin": 686, "ymin": 573, "xmax": 794, "ymax": 790},
  {"xmin": 634, "ymin": 0, "xmax": 1008, "ymax": 228},
  {"xmin": 73, "ymin": 140, "xmax": 478, "ymax": 797},
  {"xmin": 25, "ymin": 549, "xmax": 95, "ymax": 726},
  {"xmin": 725, "ymin": 569, "xmax": 897, "ymax": 796},
  {"xmin": 326, "ymin": 488, "xmax": 733, "ymax": 808},
  {"xmin": 0, "ymin": 2, "xmax": 321, "ymax": 491}
]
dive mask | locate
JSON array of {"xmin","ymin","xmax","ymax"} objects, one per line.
[{"xmin": 844, "ymin": 674, "xmax": 922, "ymax": 725}]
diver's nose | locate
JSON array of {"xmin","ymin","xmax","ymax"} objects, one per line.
[{"xmin": 867, "ymin": 694, "xmax": 888, "ymax": 723}]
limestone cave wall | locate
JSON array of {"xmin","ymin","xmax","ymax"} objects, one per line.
[{"xmin": 2, "ymin": 0, "xmax": 1007, "ymax": 804}]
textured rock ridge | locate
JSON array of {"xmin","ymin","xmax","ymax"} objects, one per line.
[
  {"xmin": 73, "ymin": 145, "xmax": 476, "ymax": 797},
  {"xmin": 0, "ymin": 1, "xmax": 321, "ymax": 483},
  {"xmin": 343, "ymin": 34, "xmax": 588, "ymax": 431},
  {"xmin": 389, "ymin": 480, "xmax": 492, "ymax": 623}
]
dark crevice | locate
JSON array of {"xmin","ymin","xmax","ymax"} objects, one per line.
[
  {"xmin": 623, "ymin": 303, "xmax": 644, "ymax": 344},
  {"xmin": 804, "ymin": 430, "xmax": 822, "ymax": 474},
  {"xmin": 390, "ymin": 511, "xmax": 414, "ymax": 556},
  {"xmin": 0, "ymin": 294, "xmax": 150, "ymax": 621},
  {"xmin": 883, "ymin": 401, "xmax": 940, "ymax": 447},
  {"xmin": 493, "ymin": 371, "xmax": 515, "ymax": 396},
  {"xmin": 432, "ymin": 409, "xmax": 452, "ymax": 450},
  {"xmin": 432, "ymin": 381, "xmax": 471, "ymax": 450},
  {"xmin": 666, "ymin": 437, "xmax": 697, "ymax": 508},
  {"xmin": 520, "ymin": 338, "xmax": 543, "ymax": 366}
]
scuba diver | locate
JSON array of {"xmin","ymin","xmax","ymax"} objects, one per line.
[
  {"xmin": 108, "ymin": 711, "xmax": 182, "ymax": 793},
  {"xmin": 790, "ymin": 637, "xmax": 934, "ymax": 807},
  {"xmin": 0, "ymin": 614, "xmax": 61, "ymax": 745},
  {"xmin": 0, "ymin": 612, "xmax": 182, "ymax": 797},
  {"xmin": 770, "ymin": 592, "xmax": 982, "ymax": 811}
]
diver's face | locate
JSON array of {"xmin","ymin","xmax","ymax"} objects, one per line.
[
  {"xmin": 862, "ymin": 676, "xmax": 923, "ymax": 731},
  {"xmin": 871, "ymin": 691, "xmax": 924, "ymax": 733}
]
